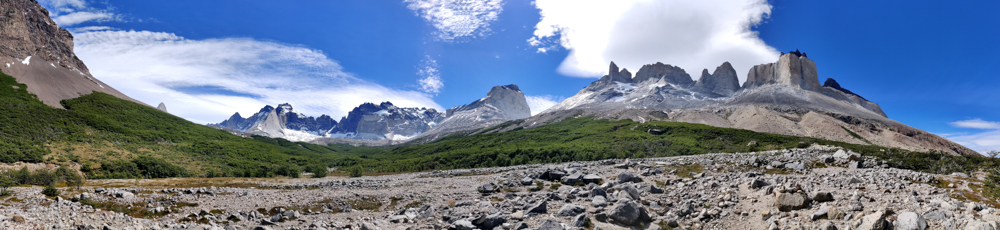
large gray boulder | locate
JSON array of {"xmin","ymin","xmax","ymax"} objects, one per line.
[
  {"xmin": 895, "ymin": 212, "xmax": 927, "ymax": 230},
  {"xmin": 774, "ymin": 192, "xmax": 810, "ymax": 211},
  {"xmin": 965, "ymin": 220, "xmax": 995, "ymax": 230},
  {"xmin": 537, "ymin": 219, "xmax": 564, "ymax": 230},
  {"xmin": 616, "ymin": 171, "xmax": 639, "ymax": 183},
  {"xmin": 608, "ymin": 199, "xmax": 650, "ymax": 226},
  {"xmin": 556, "ymin": 204, "xmax": 585, "ymax": 217}
]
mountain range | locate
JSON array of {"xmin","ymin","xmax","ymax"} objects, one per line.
[{"xmin": 210, "ymin": 84, "xmax": 532, "ymax": 143}]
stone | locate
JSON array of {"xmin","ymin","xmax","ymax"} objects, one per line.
[
  {"xmin": 537, "ymin": 219, "xmax": 564, "ymax": 230},
  {"xmin": 620, "ymin": 184, "xmax": 641, "ymax": 200},
  {"xmin": 571, "ymin": 214, "xmax": 589, "ymax": 227},
  {"xmin": 583, "ymin": 174, "xmax": 602, "ymax": 184},
  {"xmin": 12, "ymin": 215, "xmax": 25, "ymax": 223},
  {"xmin": 827, "ymin": 207, "xmax": 845, "ymax": 220},
  {"xmin": 774, "ymin": 192, "xmax": 810, "ymax": 211},
  {"xmin": 785, "ymin": 162, "xmax": 806, "ymax": 170},
  {"xmin": 811, "ymin": 191, "xmax": 834, "ymax": 202},
  {"xmin": 473, "ymin": 213, "xmax": 506, "ymax": 229},
  {"xmin": 819, "ymin": 222, "xmax": 838, "ymax": 230},
  {"xmin": 750, "ymin": 179, "xmax": 769, "ymax": 189},
  {"xmin": 895, "ymin": 212, "xmax": 927, "ymax": 230},
  {"xmin": 478, "ymin": 183, "xmax": 496, "ymax": 194},
  {"xmin": 453, "ymin": 220, "xmax": 476, "ymax": 230},
  {"xmin": 591, "ymin": 195, "xmax": 607, "ymax": 207},
  {"xmin": 562, "ymin": 172, "xmax": 584, "ymax": 185},
  {"xmin": 811, "ymin": 204, "xmax": 830, "ymax": 221},
  {"xmin": 856, "ymin": 211, "xmax": 887, "ymax": 230},
  {"xmin": 590, "ymin": 187, "xmax": 607, "ymax": 198},
  {"xmin": 521, "ymin": 177, "xmax": 534, "ymax": 186},
  {"xmin": 616, "ymin": 171, "xmax": 639, "ymax": 183},
  {"xmin": 640, "ymin": 184, "xmax": 663, "ymax": 194},
  {"xmin": 557, "ymin": 204, "xmax": 585, "ymax": 217},
  {"xmin": 608, "ymin": 199, "xmax": 650, "ymax": 226},
  {"xmin": 923, "ymin": 210, "xmax": 947, "ymax": 221},
  {"xmin": 252, "ymin": 227, "xmax": 273, "ymax": 230},
  {"xmin": 965, "ymin": 220, "xmax": 994, "ymax": 230},
  {"xmin": 527, "ymin": 201, "xmax": 547, "ymax": 214}
]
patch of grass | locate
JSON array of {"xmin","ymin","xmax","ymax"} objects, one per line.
[
  {"xmin": 502, "ymin": 187, "xmax": 519, "ymax": 193},
  {"xmin": 403, "ymin": 200, "xmax": 425, "ymax": 209},
  {"xmin": 490, "ymin": 197, "xmax": 504, "ymax": 202},
  {"xmin": 763, "ymin": 168, "xmax": 793, "ymax": 175},
  {"xmin": 388, "ymin": 197, "xmax": 404, "ymax": 209},
  {"xmin": 528, "ymin": 181, "xmax": 543, "ymax": 192},
  {"xmin": 347, "ymin": 195, "xmax": 382, "ymax": 211},
  {"xmin": 548, "ymin": 183, "xmax": 562, "ymax": 191},
  {"xmin": 841, "ymin": 126, "xmax": 872, "ymax": 145},
  {"xmin": 79, "ymin": 198, "xmax": 171, "ymax": 219},
  {"xmin": 669, "ymin": 164, "xmax": 704, "ymax": 178}
]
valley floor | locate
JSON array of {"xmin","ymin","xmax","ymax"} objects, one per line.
[{"xmin": 0, "ymin": 145, "xmax": 994, "ymax": 230}]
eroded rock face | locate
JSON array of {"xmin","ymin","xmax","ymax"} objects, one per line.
[
  {"xmin": 693, "ymin": 62, "xmax": 740, "ymax": 96},
  {"xmin": 446, "ymin": 84, "xmax": 531, "ymax": 120},
  {"xmin": 633, "ymin": 62, "xmax": 693, "ymax": 86},
  {"xmin": 0, "ymin": 0, "xmax": 87, "ymax": 72},
  {"xmin": 157, "ymin": 102, "xmax": 168, "ymax": 113},
  {"xmin": 743, "ymin": 52, "xmax": 822, "ymax": 91}
]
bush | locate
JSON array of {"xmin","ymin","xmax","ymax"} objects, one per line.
[
  {"xmin": 132, "ymin": 156, "xmax": 186, "ymax": 178},
  {"xmin": 41, "ymin": 185, "xmax": 59, "ymax": 197},
  {"xmin": 348, "ymin": 166, "xmax": 363, "ymax": 177},
  {"xmin": 308, "ymin": 164, "xmax": 328, "ymax": 178}
]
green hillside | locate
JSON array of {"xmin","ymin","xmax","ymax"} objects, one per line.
[
  {"xmin": 0, "ymin": 69, "xmax": 333, "ymax": 178},
  {"xmin": 1, "ymin": 69, "xmax": 991, "ymax": 179}
]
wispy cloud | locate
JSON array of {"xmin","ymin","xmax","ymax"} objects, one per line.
[
  {"xmin": 525, "ymin": 95, "xmax": 563, "ymax": 116},
  {"xmin": 39, "ymin": 0, "xmax": 120, "ymax": 26},
  {"xmin": 73, "ymin": 29, "xmax": 442, "ymax": 124},
  {"xmin": 417, "ymin": 55, "xmax": 444, "ymax": 94},
  {"xmin": 528, "ymin": 0, "xmax": 779, "ymax": 82},
  {"xmin": 946, "ymin": 118, "xmax": 1000, "ymax": 155},
  {"xmin": 404, "ymin": 0, "xmax": 504, "ymax": 42},
  {"xmin": 950, "ymin": 118, "xmax": 1000, "ymax": 129}
]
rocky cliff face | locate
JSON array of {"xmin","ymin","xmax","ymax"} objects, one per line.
[
  {"xmin": 534, "ymin": 51, "xmax": 974, "ymax": 156},
  {"xmin": 743, "ymin": 52, "xmax": 822, "ymax": 91},
  {"xmin": 693, "ymin": 62, "xmax": 740, "ymax": 96},
  {"xmin": 445, "ymin": 84, "xmax": 531, "ymax": 120},
  {"xmin": 0, "ymin": 0, "xmax": 141, "ymax": 108}
]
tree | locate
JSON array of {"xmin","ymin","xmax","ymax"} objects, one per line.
[
  {"xmin": 64, "ymin": 172, "xmax": 85, "ymax": 190},
  {"xmin": 987, "ymin": 150, "xmax": 1000, "ymax": 158},
  {"xmin": 41, "ymin": 184, "xmax": 59, "ymax": 197},
  {"xmin": 0, "ymin": 171, "xmax": 15, "ymax": 196}
]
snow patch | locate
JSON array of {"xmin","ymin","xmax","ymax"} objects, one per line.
[
  {"xmin": 21, "ymin": 56, "xmax": 31, "ymax": 65},
  {"xmin": 5, "ymin": 63, "xmax": 9, "ymax": 68},
  {"xmin": 51, "ymin": 63, "xmax": 56, "ymax": 68},
  {"xmin": 280, "ymin": 129, "xmax": 321, "ymax": 142},
  {"xmin": 376, "ymin": 110, "xmax": 390, "ymax": 116}
]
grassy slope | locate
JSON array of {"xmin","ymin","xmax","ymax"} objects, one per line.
[{"xmin": 0, "ymin": 69, "xmax": 336, "ymax": 178}]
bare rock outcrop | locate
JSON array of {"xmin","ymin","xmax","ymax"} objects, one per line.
[
  {"xmin": 633, "ymin": 62, "xmax": 693, "ymax": 86},
  {"xmin": 0, "ymin": 0, "xmax": 142, "ymax": 108},
  {"xmin": 693, "ymin": 62, "xmax": 740, "ymax": 96},
  {"xmin": 743, "ymin": 51, "xmax": 823, "ymax": 91}
]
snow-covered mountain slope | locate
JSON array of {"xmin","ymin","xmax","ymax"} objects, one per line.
[{"xmin": 210, "ymin": 102, "xmax": 444, "ymax": 142}]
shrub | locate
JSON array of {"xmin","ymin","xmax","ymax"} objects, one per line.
[
  {"xmin": 132, "ymin": 156, "xmax": 186, "ymax": 178},
  {"xmin": 41, "ymin": 185, "xmax": 59, "ymax": 197},
  {"xmin": 308, "ymin": 164, "xmax": 328, "ymax": 178},
  {"xmin": 348, "ymin": 166, "xmax": 363, "ymax": 177}
]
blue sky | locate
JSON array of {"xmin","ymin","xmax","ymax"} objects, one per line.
[{"xmin": 39, "ymin": 0, "xmax": 999, "ymax": 153}]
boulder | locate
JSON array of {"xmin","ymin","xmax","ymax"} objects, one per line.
[
  {"xmin": 591, "ymin": 195, "xmax": 607, "ymax": 207},
  {"xmin": 819, "ymin": 222, "xmax": 838, "ymax": 230},
  {"xmin": 750, "ymin": 179, "xmax": 769, "ymax": 189},
  {"xmin": 616, "ymin": 171, "xmax": 640, "ymax": 183},
  {"xmin": 895, "ymin": 212, "xmax": 927, "ymax": 230},
  {"xmin": 537, "ymin": 219, "xmax": 564, "ymax": 230},
  {"xmin": 478, "ymin": 183, "xmax": 496, "ymax": 194},
  {"xmin": 571, "ymin": 214, "xmax": 589, "ymax": 227},
  {"xmin": 473, "ymin": 213, "xmax": 506, "ymax": 229},
  {"xmin": 527, "ymin": 201, "xmax": 547, "ymax": 214},
  {"xmin": 521, "ymin": 177, "xmax": 534, "ymax": 186},
  {"xmin": 557, "ymin": 204, "xmax": 585, "ymax": 217},
  {"xmin": 775, "ymin": 192, "xmax": 810, "ymax": 211},
  {"xmin": 856, "ymin": 211, "xmax": 887, "ymax": 230},
  {"xmin": 583, "ymin": 174, "xmax": 603, "ymax": 184},
  {"xmin": 608, "ymin": 199, "xmax": 650, "ymax": 226},
  {"xmin": 811, "ymin": 191, "xmax": 834, "ymax": 202},
  {"xmin": 453, "ymin": 219, "xmax": 476, "ymax": 230},
  {"xmin": 965, "ymin": 220, "xmax": 995, "ymax": 230},
  {"xmin": 562, "ymin": 172, "xmax": 584, "ymax": 185}
]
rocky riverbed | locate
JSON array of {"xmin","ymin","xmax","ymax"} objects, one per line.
[{"xmin": 0, "ymin": 145, "xmax": 996, "ymax": 230}]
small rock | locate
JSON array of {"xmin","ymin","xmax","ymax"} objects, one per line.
[
  {"xmin": 811, "ymin": 191, "xmax": 834, "ymax": 202},
  {"xmin": 608, "ymin": 199, "xmax": 650, "ymax": 226},
  {"xmin": 537, "ymin": 219, "xmax": 563, "ymax": 230},
  {"xmin": 557, "ymin": 204, "xmax": 585, "ymax": 217},
  {"xmin": 616, "ymin": 171, "xmax": 639, "ymax": 183},
  {"xmin": 774, "ymin": 192, "xmax": 809, "ymax": 211},
  {"xmin": 571, "ymin": 214, "xmax": 589, "ymax": 227}
]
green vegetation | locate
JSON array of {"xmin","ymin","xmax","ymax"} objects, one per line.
[
  {"xmin": 41, "ymin": 185, "xmax": 59, "ymax": 197},
  {"xmin": 840, "ymin": 126, "xmax": 872, "ymax": 145},
  {"xmin": 0, "ymin": 69, "xmax": 336, "ymax": 178}
]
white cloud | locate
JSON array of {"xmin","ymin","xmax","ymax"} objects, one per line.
[
  {"xmin": 73, "ymin": 29, "xmax": 442, "ymax": 124},
  {"xmin": 40, "ymin": 0, "xmax": 120, "ymax": 26},
  {"xmin": 945, "ymin": 118, "xmax": 1000, "ymax": 155},
  {"xmin": 528, "ymin": 0, "xmax": 780, "ymax": 83},
  {"xmin": 405, "ymin": 0, "xmax": 504, "ymax": 42},
  {"xmin": 950, "ymin": 118, "xmax": 1000, "ymax": 129},
  {"xmin": 417, "ymin": 56, "xmax": 444, "ymax": 94},
  {"xmin": 525, "ymin": 95, "xmax": 563, "ymax": 116}
]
